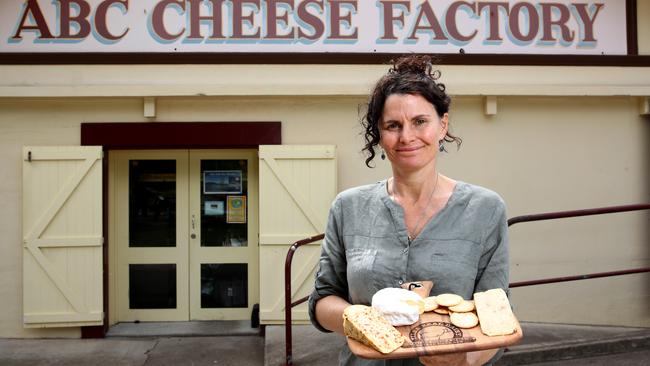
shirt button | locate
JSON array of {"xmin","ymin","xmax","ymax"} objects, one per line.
[{"xmin": 398, "ymin": 280, "xmax": 404, "ymax": 285}]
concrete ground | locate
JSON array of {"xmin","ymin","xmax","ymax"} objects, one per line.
[
  {"xmin": 0, "ymin": 336, "xmax": 264, "ymax": 366},
  {"xmin": 1, "ymin": 322, "xmax": 649, "ymax": 366},
  {"xmin": 524, "ymin": 350, "xmax": 650, "ymax": 366}
]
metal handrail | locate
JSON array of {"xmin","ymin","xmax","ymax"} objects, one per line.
[
  {"xmin": 284, "ymin": 234, "xmax": 324, "ymax": 366},
  {"xmin": 283, "ymin": 203, "xmax": 650, "ymax": 365},
  {"xmin": 507, "ymin": 203, "xmax": 650, "ymax": 288},
  {"xmin": 506, "ymin": 203, "xmax": 650, "ymax": 227}
]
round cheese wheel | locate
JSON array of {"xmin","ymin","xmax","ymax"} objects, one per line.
[{"xmin": 371, "ymin": 288, "xmax": 423, "ymax": 326}]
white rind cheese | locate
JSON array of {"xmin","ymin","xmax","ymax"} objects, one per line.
[{"xmin": 371, "ymin": 288, "xmax": 423, "ymax": 326}]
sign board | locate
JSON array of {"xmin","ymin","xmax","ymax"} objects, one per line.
[{"xmin": 1, "ymin": 0, "xmax": 627, "ymax": 55}]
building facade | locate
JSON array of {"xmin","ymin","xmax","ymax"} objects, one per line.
[{"xmin": 0, "ymin": 0, "xmax": 649, "ymax": 338}]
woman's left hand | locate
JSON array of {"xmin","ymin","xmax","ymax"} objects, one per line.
[{"xmin": 419, "ymin": 349, "xmax": 497, "ymax": 366}]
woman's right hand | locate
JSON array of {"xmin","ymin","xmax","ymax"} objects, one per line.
[
  {"xmin": 314, "ymin": 295, "xmax": 352, "ymax": 334},
  {"xmin": 419, "ymin": 349, "xmax": 498, "ymax": 366},
  {"xmin": 419, "ymin": 353, "xmax": 468, "ymax": 366}
]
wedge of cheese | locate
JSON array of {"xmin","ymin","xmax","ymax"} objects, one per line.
[
  {"xmin": 474, "ymin": 288, "xmax": 518, "ymax": 336},
  {"xmin": 343, "ymin": 305, "xmax": 405, "ymax": 354}
]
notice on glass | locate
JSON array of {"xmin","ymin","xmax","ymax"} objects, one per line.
[
  {"xmin": 204, "ymin": 200, "xmax": 225, "ymax": 216},
  {"xmin": 227, "ymin": 196, "xmax": 246, "ymax": 223},
  {"xmin": 203, "ymin": 170, "xmax": 242, "ymax": 194}
]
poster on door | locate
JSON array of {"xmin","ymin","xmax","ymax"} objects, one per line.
[
  {"xmin": 203, "ymin": 170, "xmax": 242, "ymax": 194},
  {"xmin": 227, "ymin": 196, "xmax": 246, "ymax": 224}
]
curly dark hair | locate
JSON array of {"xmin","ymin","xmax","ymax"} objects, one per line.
[{"xmin": 361, "ymin": 54, "xmax": 462, "ymax": 167}]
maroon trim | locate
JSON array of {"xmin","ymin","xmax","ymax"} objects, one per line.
[
  {"xmin": 627, "ymin": 0, "xmax": 638, "ymax": 55},
  {"xmin": 80, "ymin": 324, "xmax": 105, "ymax": 338},
  {"xmin": 81, "ymin": 122, "xmax": 281, "ymax": 149},
  {"xmin": 1, "ymin": 52, "xmax": 649, "ymax": 66},
  {"xmin": 79, "ymin": 121, "xmax": 281, "ymax": 338}
]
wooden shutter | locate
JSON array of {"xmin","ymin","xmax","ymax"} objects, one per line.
[
  {"xmin": 22, "ymin": 146, "xmax": 103, "ymax": 327},
  {"xmin": 258, "ymin": 145, "xmax": 337, "ymax": 323}
]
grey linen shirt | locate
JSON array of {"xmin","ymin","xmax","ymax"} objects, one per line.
[{"xmin": 308, "ymin": 180, "xmax": 510, "ymax": 366}]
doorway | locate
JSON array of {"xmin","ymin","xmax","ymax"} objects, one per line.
[{"xmin": 111, "ymin": 150, "xmax": 259, "ymax": 322}]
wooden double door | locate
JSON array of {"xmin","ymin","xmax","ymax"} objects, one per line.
[{"xmin": 112, "ymin": 150, "xmax": 259, "ymax": 321}]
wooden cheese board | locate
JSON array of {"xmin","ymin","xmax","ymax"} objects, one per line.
[{"xmin": 347, "ymin": 311, "xmax": 523, "ymax": 360}]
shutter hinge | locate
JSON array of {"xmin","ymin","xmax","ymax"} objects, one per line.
[{"xmin": 27, "ymin": 151, "xmax": 32, "ymax": 162}]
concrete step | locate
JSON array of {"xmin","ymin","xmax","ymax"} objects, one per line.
[
  {"xmin": 106, "ymin": 320, "xmax": 260, "ymax": 338},
  {"xmin": 497, "ymin": 323, "xmax": 650, "ymax": 365},
  {"xmin": 264, "ymin": 323, "xmax": 650, "ymax": 366}
]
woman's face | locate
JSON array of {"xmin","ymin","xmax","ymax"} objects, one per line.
[{"xmin": 379, "ymin": 93, "xmax": 448, "ymax": 173}]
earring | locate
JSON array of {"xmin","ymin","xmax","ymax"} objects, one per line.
[
  {"xmin": 438, "ymin": 140, "xmax": 445, "ymax": 152},
  {"xmin": 380, "ymin": 149, "xmax": 386, "ymax": 160}
]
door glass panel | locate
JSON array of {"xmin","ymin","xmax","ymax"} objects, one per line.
[
  {"xmin": 129, "ymin": 264, "xmax": 177, "ymax": 309},
  {"xmin": 200, "ymin": 160, "xmax": 248, "ymax": 247},
  {"xmin": 129, "ymin": 160, "xmax": 176, "ymax": 247},
  {"xmin": 201, "ymin": 263, "xmax": 248, "ymax": 308}
]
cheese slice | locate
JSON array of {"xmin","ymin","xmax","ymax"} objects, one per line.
[
  {"xmin": 343, "ymin": 305, "xmax": 405, "ymax": 354},
  {"xmin": 474, "ymin": 288, "xmax": 518, "ymax": 336},
  {"xmin": 371, "ymin": 288, "xmax": 423, "ymax": 326}
]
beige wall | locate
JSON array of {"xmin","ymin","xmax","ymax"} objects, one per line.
[
  {"xmin": 0, "ymin": 98, "xmax": 146, "ymax": 338},
  {"xmin": 443, "ymin": 96, "xmax": 649, "ymax": 324},
  {"xmin": 1, "ymin": 87, "xmax": 648, "ymax": 337}
]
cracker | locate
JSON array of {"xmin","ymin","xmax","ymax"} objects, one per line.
[
  {"xmin": 435, "ymin": 293, "xmax": 463, "ymax": 307},
  {"xmin": 450, "ymin": 312, "xmax": 479, "ymax": 329},
  {"xmin": 473, "ymin": 288, "xmax": 517, "ymax": 336},
  {"xmin": 449, "ymin": 300, "xmax": 475, "ymax": 313},
  {"xmin": 433, "ymin": 307, "xmax": 449, "ymax": 315},
  {"xmin": 423, "ymin": 296, "xmax": 438, "ymax": 312}
]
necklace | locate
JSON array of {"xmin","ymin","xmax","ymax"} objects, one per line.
[{"xmin": 390, "ymin": 173, "xmax": 440, "ymax": 244}]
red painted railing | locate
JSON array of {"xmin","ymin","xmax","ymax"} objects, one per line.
[{"xmin": 283, "ymin": 203, "xmax": 650, "ymax": 365}]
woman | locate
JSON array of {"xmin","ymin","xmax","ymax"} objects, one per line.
[{"xmin": 308, "ymin": 55, "xmax": 509, "ymax": 366}]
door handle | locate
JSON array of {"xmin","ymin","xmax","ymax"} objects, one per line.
[{"xmin": 191, "ymin": 214, "xmax": 196, "ymax": 239}]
